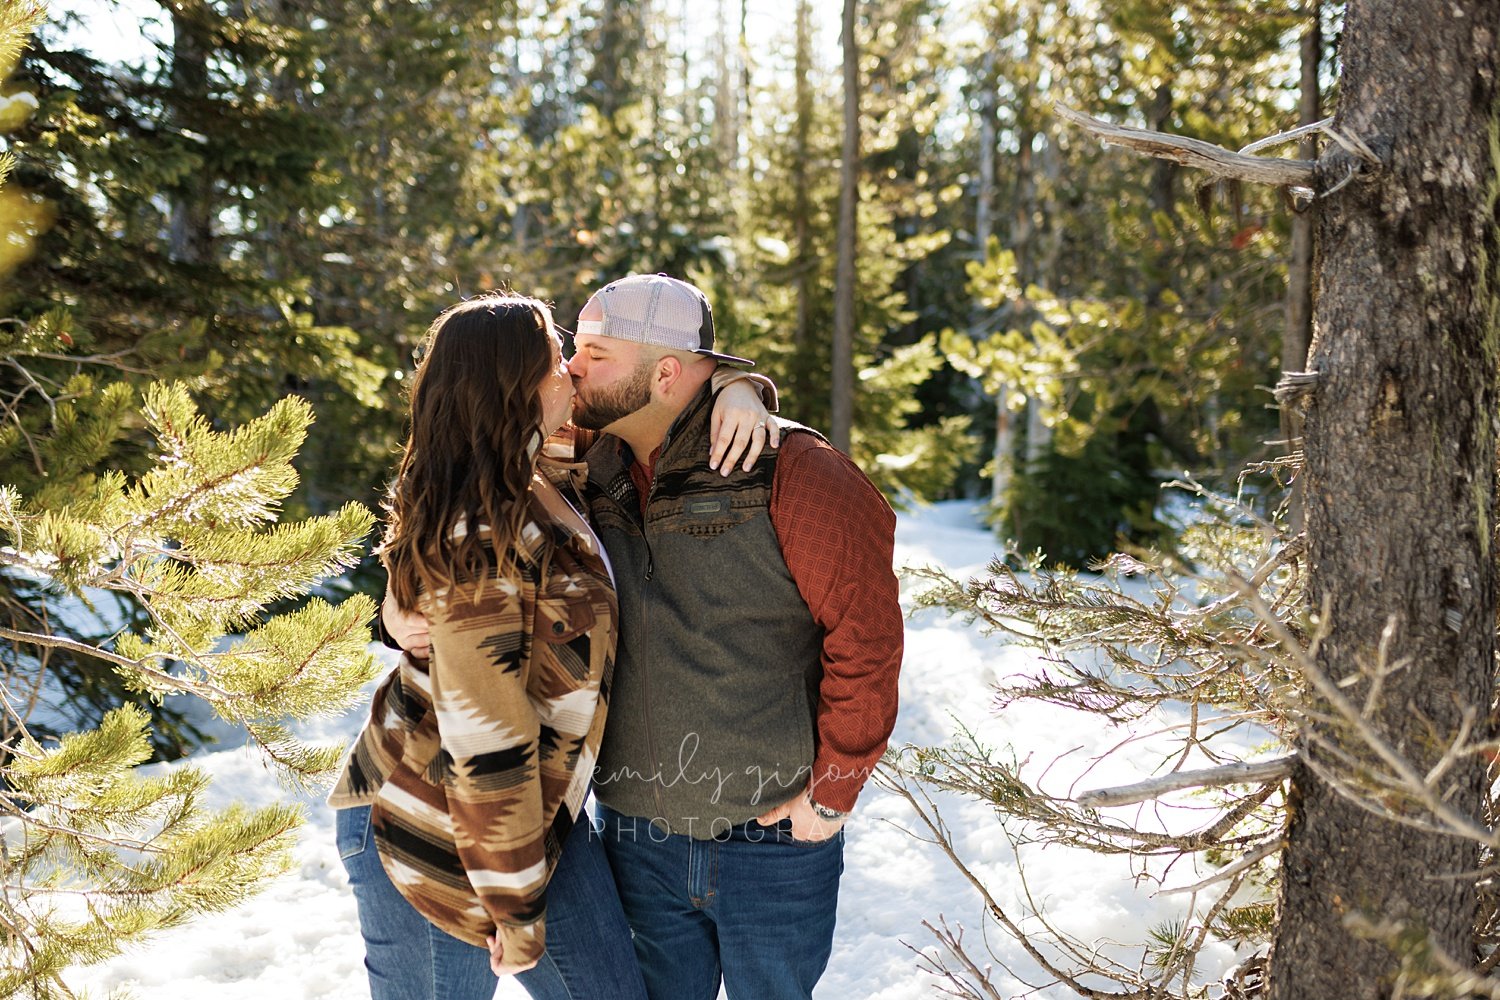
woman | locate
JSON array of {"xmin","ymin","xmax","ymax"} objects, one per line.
[{"xmin": 328, "ymin": 293, "xmax": 774, "ymax": 1000}]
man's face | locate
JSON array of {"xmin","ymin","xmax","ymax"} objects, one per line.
[{"xmin": 568, "ymin": 330, "xmax": 655, "ymax": 431}]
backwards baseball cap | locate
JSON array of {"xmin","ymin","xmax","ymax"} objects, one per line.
[{"xmin": 575, "ymin": 273, "xmax": 753, "ymax": 367}]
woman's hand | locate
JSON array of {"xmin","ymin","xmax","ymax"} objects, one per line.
[
  {"xmin": 710, "ymin": 379, "xmax": 780, "ymax": 475},
  {"xmin": 486, "ymin": 933, "xmax": 540, "ymax": 976},
  {"xmin": 382, "ymin": 588, "xmax": 431, "ymax": 659}
]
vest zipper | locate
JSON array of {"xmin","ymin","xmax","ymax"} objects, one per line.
[
  {"xmin": 623, "ymin": 406, "xmax": 694, "ymax": 829},
  {"xmin": 639, "ymin": 462, "xmax": 666, "ymax": 824}
]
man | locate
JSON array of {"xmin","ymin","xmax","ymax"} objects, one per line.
[{"xmin": 566, "ymin": 273, "xmax": 902, "ymax": 1000}]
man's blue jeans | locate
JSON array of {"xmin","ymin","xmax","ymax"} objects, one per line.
[
  {"xmin": 595, "ymin": 803, "xmax": 844, "ymax": 1000},
  {"xmin": 338, "ymin": 803, "xmax": 646, "ymax": 1000}
]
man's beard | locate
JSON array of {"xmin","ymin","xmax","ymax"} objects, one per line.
[{"xmin": 571, "ymin": 360, "xmax": 654, "ymax": 431}]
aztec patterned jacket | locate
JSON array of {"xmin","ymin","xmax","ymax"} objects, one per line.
[{"xmin": 329, "ymin": 458, "xmax": 616, "ymax": 966}]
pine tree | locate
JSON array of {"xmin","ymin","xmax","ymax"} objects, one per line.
[
  {"xmin": 0, "ymin": 383, "xmax": 380, "ymax": 996},
  {"xmin": 2, "ymin": 11, "xmax": 380, "ymax": 992}
]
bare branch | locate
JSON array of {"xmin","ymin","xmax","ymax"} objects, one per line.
[
  {"xmin": 1077, "ymin": 756, "xmax": 1295, "ymax": 808},
  {"xmin": 1238, "ymin": 117, "xmax": 1333, "ymax": 156},
  {"xmin": 1053, "ymin": 104, "xmax": 1314, "ymax": 188},
  {"xmin": 876, "ymin": 761, "xmax": 1163, "ymax": 1000},
  {"xmin": 920, "ymin": 917, "xmax": 1009, "ymax": 1000},
  {"xmin": 1159, "ymin": 837, "xmax": 1281, "ymax": 897},
  {"xmin": 1231, "ymin": 579, "xmax": 1497, "ymax": 847},
  {"xmin": 1273, "ymin": 370, "xmax": 1320, "ymax": 408}
]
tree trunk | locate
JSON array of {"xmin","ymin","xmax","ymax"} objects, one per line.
[
  {"xmin": 738, "ymin": 0, "xmax": 751, "ymax": 159},
  {"xmin": 793, "ymin": 0, "xmax": 813, "ymax": 353},
  {"xmin": 1281, "ymin": 2, "xmax": 1321, "ymax": 532},
  {"xmin": 976, "ymin": 47, "xmax": 1011, "ymax": 505},
  {"xmin": 976, "ymin": 46, "xmax": 996, "ymax": 253},
  {"xmin": 714, "ymin": 0, "xmax": 739, "ymax": 174},
  {"xmin": 1281, "ymin": 4, "xmax": 1320, "ymax": 386},
  {"xmin": 589, "ymin": 0, "xmax": 635, "ymax": 120},
  {"xmin": 831, "ymin": 0, "xmax": 858, "ymax": 453},
  {"xmin": 1268, "ymin": 1, "xmax": 1499, "ymax": 995},
  {"xmin": 167, "ymin": 3, "xmax": 212, "ymax": 265}
]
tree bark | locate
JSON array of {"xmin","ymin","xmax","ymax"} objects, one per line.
[
  {"xmin": 831, "ymin": 0, "xmax": 859, "ymax": 453},
  {"xmin": 976, "ymin": 46, "xmax": 996, "ymax": 254},
  {"xmin": 1268, "ymin": 1, "xmax": 1499, "ymax": 995}
]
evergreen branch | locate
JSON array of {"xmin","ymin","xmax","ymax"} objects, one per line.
[
  {"xmin": 117, "ymin": 457, "xmax": 288, "ymax": 538},
  {"xmin": 0, "ymin": 624, "xmax": 236, "ymax": 700}
]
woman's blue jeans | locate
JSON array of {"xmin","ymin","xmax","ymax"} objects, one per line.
[{"xmin": 338, "ymin": 804, "xmax": 646, "ymax": 1000}]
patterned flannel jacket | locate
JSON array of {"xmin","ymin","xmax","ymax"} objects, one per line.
[{"xmin": 328, "ymin": 458, "xmax": 615, "ymax": 965}]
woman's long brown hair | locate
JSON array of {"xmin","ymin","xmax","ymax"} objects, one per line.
[{"xmin": 380, "ymin": 294, "xmax": 555, "ymax": 611}]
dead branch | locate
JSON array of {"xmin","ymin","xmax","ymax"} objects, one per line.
[
  {"xmin": 917, "ymin": 917, "xmax": 1009, "ymax": 1000},
  {"xmin": 1053, "ymin": 105, "xmax": 1315, "ymax": 188},
  {"xmin": 1273, "ymin": 370, "xmax": 1321, "ymax": 408},
  {"xmin": 876, "ymin": 760, "xmax": 1161, "ymax": 1000},
  {"xmin": 1231, "ymin": 579, "xmax": 1497, "ymax": 847},
  {"xmin": 1159, "ymin": 837, "xmax": 1281, "ymax": 897},
  {"xmin": 1078, "ymin": 756, "xmax": 1294, "ymax": 808}
]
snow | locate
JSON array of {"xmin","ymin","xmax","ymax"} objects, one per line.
[{"xmin": 64, "ymin": 500, "xmax": 1250, "ymax": 999}]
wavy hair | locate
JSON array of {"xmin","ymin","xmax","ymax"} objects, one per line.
[{"xmin": 380, "ymin": 294, "xmax": 555, "ymax": 611}]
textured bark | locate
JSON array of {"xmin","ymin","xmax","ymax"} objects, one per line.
[
  {"xmin": 831, "ymin": 0, "xmax": 859, "ymax": 453},
  {"xmin": 1268, "ymin": 1, "xmax": 1500, "ymax": 996}
]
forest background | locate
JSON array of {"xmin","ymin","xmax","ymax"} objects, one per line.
[
  {"xmin": 2, "ymin": 0, "xmax": 1323, "ymax": 755},
  {"xmin": 1, "ymin": 0, "xmax": 1349, "ymax": 994}
]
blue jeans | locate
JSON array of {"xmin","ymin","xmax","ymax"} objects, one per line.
[
  {"xmin": 338, "ymin": 804, "xmax": 646, "ymax": 1000},
  {"xmin": 595, "ymin": 804, "xmax": 844, "ymax": 1000}
]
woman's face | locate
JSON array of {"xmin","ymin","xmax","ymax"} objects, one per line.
[{"xmin": 537, "ymin": 323, "xmax": 575, "ymax": 438}]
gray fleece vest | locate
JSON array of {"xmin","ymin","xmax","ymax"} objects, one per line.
[{"xmin": 585, "ymin": 387, "xmax": 825, "ymax": 838}]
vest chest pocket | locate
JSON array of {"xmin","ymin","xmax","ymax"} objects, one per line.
[{"xmin": 653, "ymin": 494, "xmax": 763, "ymax": 539}]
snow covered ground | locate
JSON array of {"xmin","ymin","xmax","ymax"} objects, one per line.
[{"xmin": 65, "ymin": 500, "xmax": 1252, "ymax": 999}]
